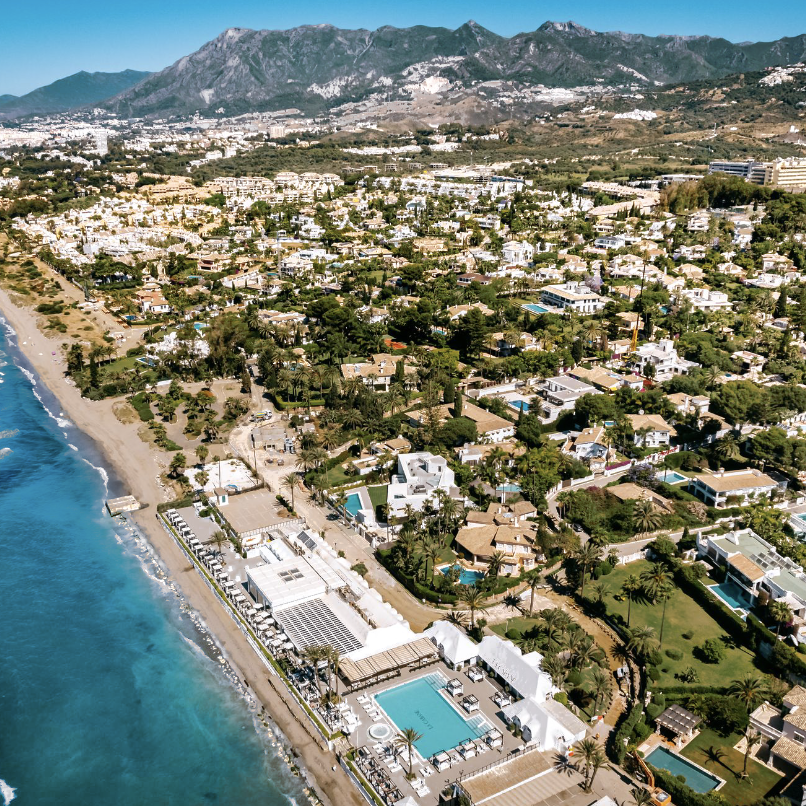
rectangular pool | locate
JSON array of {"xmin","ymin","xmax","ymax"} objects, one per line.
[
  {"xmin": 708, "ymin": 580, "xmax": 752, "ymax": 611},
  {"xmin": 345, "ymin": 493, "xmax": 362, "ymax": 517},
  {"xmin": 645, "ymin": 746, "xmax": 722, "ymax": 793},
  {"xmin": 374, "ymin": 673, "xmax": 489, "ymax": 758},
  {"xmin": 657, "ymin": 470, "xmax": 687, "ymax": 485},
  {"xmin": 522, "ymin": 303, "xmax": 548, "ymax": 314}
]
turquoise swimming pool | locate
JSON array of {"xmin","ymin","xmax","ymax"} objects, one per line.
[
  {"xmin": 709, "ymin": 580, "xmax": 752, "ymax": 611},
  {"xmin": 522, "ymin": 303, "xmax": 549, "ymax": 314},
  {"xmin": 344, "ymin": 493, "xmax": 362, "ymax": 517},
  {"xmin": 645, "ymin": 746, "xmax": 722, "ymax": 793},
  {"xmin": 441, "ymin": 564, "xmax": 485, "ymax": 585},
  {"xmin": 509, "ymin": 400, "xmax": 530, "ymax": 412},
  {"xmin": 657, "ymin": 470, "xmax": 687, "ymax": 485},
  {"xmin": 374, "ymin": 673, "xmax": 489, "ymax": 758}
]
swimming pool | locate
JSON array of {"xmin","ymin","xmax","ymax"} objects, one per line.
[
  {"xmin": 374, "ymin": 673, "xmax": 489, "ymax": 758},
  {"xmin": 509, "ymin": 400, "xmax": 530, "ymax": 412},
  {"xmin": 645, "ymin": 746, "xmax": 722, "ymax": 793},
  {"xmin": 708, "ymin": 580, "xmax": 752, "ymax": 611},
  {"xmin": 193, "ymin": 322, "xmax": 208, "ymax": 331},
  {"xmin": 657, "ymin": 470, "xmax": 687, "ymax": 485},
  {"xmin": 522, "ymin": 303, "xmax": 549, "ymax": 314},
  {"xmin": 441, "ymin": 564, "xmax": 485, "ymax": 585},
  {"xmin": 344, "ymin": 493, "xmax": 362, "ymax": 517},
  {"xmin": 497, "ymin": 483, "xmax": 522, "ymax": 494}
]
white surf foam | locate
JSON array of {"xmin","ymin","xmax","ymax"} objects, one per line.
[{"xmin": 0, "ymin": 778, "xmax": 16, "ymax": 805}]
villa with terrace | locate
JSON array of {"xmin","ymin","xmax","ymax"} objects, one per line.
[
  {"xmin": 750, "ymin": 685, "xmax": 806, "ymax": 773},
  {"xmin": 697, "ymin": 528, "xmax": 806, "ymax": 640},
  {"xmin": 387, "ymin": 451, "xmax": 460, "ymax": 519},
  {"xmin": 688, "ymin": 468, "xmax": 778, "ymax": 508},
  {"xmin": 630, "ymin": 338, "xmax": 699, "ymax": 380},
  {"xmin": 454, "ymin": 502, "xmax": 540, "ymax": 573},
  {"xmin": 537, "ymin": 375, "xmax": 600, "ymax": 423}
]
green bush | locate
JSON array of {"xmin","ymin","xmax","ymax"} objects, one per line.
[
  {"xmin": 609, "ymin": 703, "xmax": 643, "ymax": 764},
  {"xmin": 130, "ymin": 392, "xmax": 154, "ymax": 421},
  {"xmin": 647, "ymin": 666, "xmax": 660, "ymax": 682},
  {"xmin": 665, "ymin": 648, "xmax": 684, "ymax": 660}
]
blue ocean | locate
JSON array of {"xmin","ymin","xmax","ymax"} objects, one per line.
[{"xmin": 0, "ymin": 320, "xmax": 309, "ymax": 806}]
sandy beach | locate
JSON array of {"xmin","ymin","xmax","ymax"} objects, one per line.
[{"xmin": 0, "ymin": 288, "xmax": 363, "ymax": 806}]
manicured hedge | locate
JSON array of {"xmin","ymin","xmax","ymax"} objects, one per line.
[
  {"xmin": 130, "ymin": 392, "xmax": 154, "ymax": 421},
  {"xmin": 609, "ymin": 703, "xmax": 643, "ymax": 765}
]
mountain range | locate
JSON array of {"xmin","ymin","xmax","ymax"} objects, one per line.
[
  {"xmin": 0, "ymin": 70, "xmax": 150, "ymax": 120},
  {"xmin": 7, "ymin": 22, "xmax": 806, "ymax": 120}
]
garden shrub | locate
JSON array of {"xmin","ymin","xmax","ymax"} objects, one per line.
[{"xmin": 665, "ymin": 648, "xmax": 684, "ymax": 660}]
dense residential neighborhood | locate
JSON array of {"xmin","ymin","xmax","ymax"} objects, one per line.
[{"xmin": 9, "ymin": 111, "xmax": 806, "ymax": 806}]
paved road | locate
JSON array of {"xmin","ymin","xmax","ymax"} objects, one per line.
[{"xmin": 229, "ymin": 414, "xmax": 443, "ymax": 632}]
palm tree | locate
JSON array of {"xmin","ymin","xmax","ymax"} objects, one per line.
[
  {"xmin": 458, "ymin": 585, "xmax": 488, "ymax": 630},
  {"xmin": 488, "ymin": 550, "xmax": 506, "ymax": 579},
  {"xmin": 770, "ymin": 600, "xmax": 793, "ymax": 635},
  {"xmin": 587, "ymin": 748, "xmax": 608, "ymax": 792},
  {"xmin": 632, "ymin": 499, "xmax": 663, "ymax": 537},
  {"xmin": 302, "ymin": 645, "xmax": 325, "ymax": 694},
  {"xmin": 327, "ymin": 646, "xmax": 342, "ymax": 698},
  {"xmin": 590, "ymin": 666, "xmax": 610, "ymax": 714},
  {"xmin": 728, "ymin": 675, "xmax": 769, "ymax": 712},
  {"xmin": 627, "ymin": 625, "xmax": 659, "ymax": 666},
  {"xmin": 714, "ymin": 432, "xmax": 741, "ymax": 462},
  {"xmin": 541, "ymin": 654, "xmax": 568, "ymax": 689},
  {"xmin": 211, "ymin": 529, "xmax": 227, "ymax": 557},
  {"xmin": 741, "ymin": 730, "xmax": 762, "ymax": 779},
  {"xmin": 394, "ymin": 728, "xmax": 424, "ymax": 778},
  {"xmin": 419, "ymin": 537, "xmax": 442, "ymax": 584},
  {"xmin": 705, "ymin": 365, "xmax": 723, "ymax": 390},
  {"xmin": 576, "ymin": 542, "xmax": 603, "ymax": 597},
  {"xmin": 640, "ymin": 563, "xmax": 674, "ymax": 645},
  {"xmin": 281, "ymin": 472, "xmax": 298, "ymax": 512},
  {"xmin": 573, "ymin": 737, "xmax": 600, "ymax": 791},
  {"xmin": 631, "ymin": 787, "xmax": 653, "ymax": 806},
  {"xmin": 621, "ymin": 575, "xmax": 641, "ymax": 628},
  {"xmin": 525, "ymin": 569, "xmax": 543, "ymax": 616}
]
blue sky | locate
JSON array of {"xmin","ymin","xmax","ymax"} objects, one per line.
[{"xmin": 4, "ymin": 0, "xmax": 806, "ymax": 95}]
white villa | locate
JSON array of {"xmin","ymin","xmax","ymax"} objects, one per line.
[
  {"xmin": 540, "ymin": 282, "xmax": 606, "ymax": 314},
  {"xmin": 631, "ymin": 339, "xmax": 699, "ymax": 380},
  {"xmin": 689, "ymin": 468, "xmax": 778, "ymax": 508},
  {"xmin": 387, "ymin": 452, "xmax": 458, "ymax": 519}
]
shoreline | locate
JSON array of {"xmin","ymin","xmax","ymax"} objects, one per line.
[{"xmin": 0, "ymin": 289, "xmax": 361, "ymax": 806}]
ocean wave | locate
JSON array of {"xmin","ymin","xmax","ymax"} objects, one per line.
[
  {"xmin": 0, "ymin": 778, "xmax": 16, "ymax": 805},
  {"xmin": 79, "ymin": 456, "xmax": 109, "ymax": 489},
  {"xmin": 29, "ymin": 387, "xmax": 73, "ymax": 430}
]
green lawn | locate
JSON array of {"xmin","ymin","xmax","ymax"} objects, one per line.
[
  {"xmin": 596, "ymin": 561, "xmax": 760, "ymax": 687},
  {"xmin": 681, "ymin": 728, "xmax": 781, "ymax": 805},
  {"xmin": 368, "ymin": 485, "xmax": 387, "ymax": 509}
]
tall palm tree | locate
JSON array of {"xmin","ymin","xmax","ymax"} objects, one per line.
[
  {"xmin": 640, "ymin": 563, "xmax": 674, "ymax": 645},
  {"xmin": 394, "ymin": 728, "xmax": 424, "ymax": 778},
  {"xmin": 281, "ymin": 472, "xmax": 298, "ymax": 512},
  {"xmin": 211, "ymin": 529, "xmax": 228, "ymax": 557},
  {"xmin": 573, "ymin": 737, "xmax": 601, "ymax": 791},
  {"xmin": 302, "ymin": 645, "xmax": 325, "ymax": 695},
  {"xmin": 525, "ymin": 569, "xmax": 543, "ymax": 616},
  {"xmin": 621, "ymin": 574, "xmax": 641, "ymax": 628},
  {"xmin": 714, "ymin": 432, "xmax": 741, "ymax": 462},
  {"xmin": 458, "ymin": 585, "xmax": 488, "ymax": 630},
  {"xmin": 590, "ymin": 666, "xmax": 610, "ymax": 714},
  {"xmin": 627, "ymin": 626, "xmax": 659, "ymax": 666},
  {"xmin": 741, "ymin": 730, "xmax": 762, "ymax": 779},
  {"xmin": 587, "ymin": 748, "xmax": 608, "ymax": 792},
  {"xmin": 576, "ymin": 542, "xmax": 603, "ymax": 597},
  {"xmin": 728, "ymin": 675, "xmax": 769, "ymax": 712}
]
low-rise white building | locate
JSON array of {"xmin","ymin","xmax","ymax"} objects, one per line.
[{"xmin": 387, "ymin": 452, "xmax": 458, "ymax": 519}]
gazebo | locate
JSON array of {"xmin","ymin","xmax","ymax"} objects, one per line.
[{"xmin": 654, "ymin": 704, "xmax": 702, "ymax": 747}]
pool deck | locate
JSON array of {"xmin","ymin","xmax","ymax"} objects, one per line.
[{"xmin": 344, "ymin": 663, "xmax": 526, "ymax": 798}]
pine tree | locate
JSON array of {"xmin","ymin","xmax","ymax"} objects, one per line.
[{"xmin": 454, "ymin": 392, "xmax": 463, "ymax": 417}]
